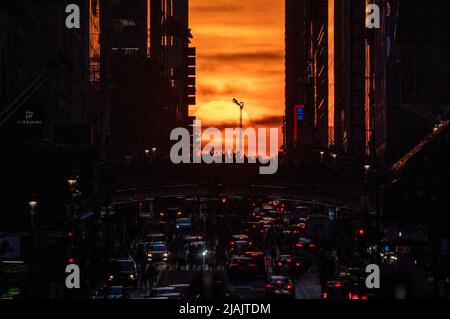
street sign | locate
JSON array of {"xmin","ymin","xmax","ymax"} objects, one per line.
[{"xmin": 0, "ymin": 236, "xmax": 21, "ymax": 259}]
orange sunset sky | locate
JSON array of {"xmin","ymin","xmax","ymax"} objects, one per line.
[{"xmin": 189, "ymin": 0, "xmax": 285, "ymax": 143}]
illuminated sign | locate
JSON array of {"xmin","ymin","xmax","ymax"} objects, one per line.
[
  {"xmin": 17, "ymin": 110, "xmax": 42, "ymax": 125},
  {"xmin": 293, "ymin": 105, "xmax": 305, "ymax": 145}
]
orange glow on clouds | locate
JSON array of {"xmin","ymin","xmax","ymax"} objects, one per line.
[{"xmin": 190, "ymin": 0, "xmax": 285, "ymax": 146}]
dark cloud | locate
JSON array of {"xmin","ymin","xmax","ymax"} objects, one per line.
[
  {"xmin": 191, "ymin": 5, "xmax": 245, "ymax": 13},
  {"xmin": 203, "ymin": 51, "xmax": 284, "ymax": 63},
  {"xmin": 199, "ymin": 84, "xmax": 250, "ymax": 97},
  {"xmin": 202, "ymin": 116, "xmax": 283, "ymax": 131}
]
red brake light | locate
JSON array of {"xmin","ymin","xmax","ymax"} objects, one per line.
[
  {"xmin": 335, "ymin": 282, "xmax": 342, "ymax": 288},
  {"xmin": 276, "ymin": 280, "xmax": 283, "ymax": 285},
  {"xmin": 266, "ymin": 284, "xmax": 274, "ymax": 288},
  {"xmin": 352, "ymin": 295, "xmax": 360, "ymax": 300},
  {"xmin": 295, "ymin": 262, "xmax": 301, "ymax": 267},
  {"xmin": 287, "ymin": 258, "xmax": 292, "ymax": 263},
  {"xmin": 296, "ymin": 243, "xmax": 303, "ymax": 247},
  {"xmin": 68, "ymin": 231, "xmax": 75, "ymax": 238},
  {"xmin": 361, "ymin": 295, "xmax": 368, "ymax": 300},
  {"xmin": 278, "ymin": 262, "xmax": 282, "ymax": 267},
  {"xmin": 230, "ymin": 241, "xmax": 235, "ymax": 246},
  {"xmin": 248, "ymin": 241, "xmax": 253, "ymax": 246},
  {"xmin": 69, "ymin": 257, "xmax": 75, "ymax": 264},
  {"xmin": 358, "ymin": 229, "xmax": 365, "ymax": 236},
  {"xmin": 309, "ymin": 244, "xmax": 317, "ymax": 248},
  {"xmin": 286, "ymin": 284, "xmax": 293, "ymax": 290}
]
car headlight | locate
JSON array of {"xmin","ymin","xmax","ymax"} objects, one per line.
[
  {"xmin": 129, "ymin": 274, "xmax": 135, "ymax": 279},
  {"xmin": 147, "ymin": 253, "xmax": 152, "ymax": 257},
  {"xmin": 108, "ymin": 275, "xmax": 114, "ymax": 280},
  {"xmin": 163, "ymin": 253, "xmax": 168, "ymax": 257}
]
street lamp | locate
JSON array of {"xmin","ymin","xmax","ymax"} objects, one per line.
[
  {"xmin": 151, "ymin": 147, "xmax": 157, "ymax": 156},
  {"xmin": 232, "ymin": 98, "xmax": 245, "ymax": 130},
  {"xmin": 28, "ymin": 198, "xmax": 38, "ymax": 229},
  {"xmin": 232, "ymin": 98, "xmax": 245, "ymax": 156},
  {"xmin": 67, "ymin": 176, "xmax": 78, "ymax": 187},
  {"xmin": 145, "ymin": 149, "xmax": 150, "ymax": 156},
  {"xmin": 320, "ymin": 151, "xmax": 325, "ymax": 163}
]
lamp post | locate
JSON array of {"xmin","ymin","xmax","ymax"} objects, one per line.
[
  {"xmin": 28, "ymin": 199, "xmax": 38, "ymax": 230},
  {"xmin": 320, "ymin": 151, "xmax": 325, "ymax": 164},
  {"xmin": 232, "ymin": 98, "xmax": 245, "ymax": 156},
  {"xmin": 364, "ymin": 164, "xmax": 371, "ymax": 184}
]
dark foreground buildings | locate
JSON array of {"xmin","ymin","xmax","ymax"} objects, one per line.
[
  {"xmin": 285, "ymin": 0, "xmax": 449, "ymax": 294},
  {"xmin": 285, "ymin": 0, "xmax": 448, "ymax": 165}
]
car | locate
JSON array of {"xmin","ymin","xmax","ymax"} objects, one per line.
[
  {"xmin": 176, "ymin": 218, "xmax": 192, "ymax": 231},
  {"xmin": 149, "ymin": 287, "xmax": 181, "ymax": 299},
  {"xmin": 291, "ymin": 221, "xmax": 306, "ymax": 237},
  {"xmin": 322, "ymin": 281, "xmax": 350, "ymax": 300},
  {"xmin": 338, "ymin": 268, "xmax": 372, "ymax": 300},
  {"xmin": 158, "ymin": 207, "xmax": 185, "ymax": 221},
  {"xmin": 106, "ymin": 259, "xmax": 138, "ymax": 288},
  {"xmin": 265, "ymin": 276, "xmax": 295, "ymax": 299},
  {"xmin": 321, "ymin": 277, "xmax": 371, "ymax": 300},
  {"xmin": 226, "ymin": 255, "xmax": 254, "ymax": 279},
  {"xmin": 273, "ymin": 255, "xmax": 302, "ymax": 274},
  {"xmin": 146, "ymin": 233, "xmax": 166, "ymax": 244},
  {"xmin": 294, "ymin": 238, "xmax": 318, "ymax": 254},
  {"xmin": 146, "ymin": 243, "xmax": 169, "ymax": 263},
  {"xmin": 242, "ymin": 252, "xmax": 268, "ymax": 278},
  {"xmin": 93, "ymin": 286, "xmax": 129, "ymax": 300},
  {"xmin": 228, "ymin": 235, "xmax": 253, "ymax": 255}
]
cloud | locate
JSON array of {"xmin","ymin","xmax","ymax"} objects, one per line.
[
  {"xmin": 198, "ymin": 83, "xmax": 250, "ymax": 98},
  {"xmin": 203, "ymin": 51, "xmax": 284, "ymax": 63},
  {"xmin": 191, "ymin": 4, "xmax": 245, "ymax": 13}
]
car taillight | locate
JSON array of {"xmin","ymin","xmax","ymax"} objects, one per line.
[
  {"xmin": 309, "ymin": 244, "xmax": 317, "ymax": 248},
  {"xmin": 335, "ymin": 282, "xmax": 342, "ymax": 288},
  {"xmin": 296, "ymin": 243, "xmax": 304, "ymax": 247},
  {"xmin": 278, "ymin": 262, "xmax": 282, "ymax": 267},
  {"xmin": 287, "ymin": 258, "xmax": 292, "ymax": 263},
  {"xmin": 248, "ymin": 241, "xmax": 253, "ymax": 246},
  {"xmin": 276, "ymin": 280, "xmax": 283, "ymax": 285},
  {"xmin": 286, "ymin": 284, "xmax": 293, "ymax": 290},
  {"xmin": 266, "ymin": 284, "xmax": 274, "ymax": 288},
  {"xmin": 361, "ymin": 295, "xmax": 368, "ymax": 300},
  {"xmin": 293, "ymin": 230, "xmax": 299, "ymax": 234},
  {"xmin": 349, "ymin": 293, "xmax": 359, "ymax": 300},
  {"xmin": 230, "ymin": 241, "xmax": 235, "ymax": 245},
  {"xmin": 323, "ymin": 292, "xmax": 328, "ymax": 299},
  {"xmin": 295, "ymin": 262, "xmax": 301, "ymax": 267},
  {"xmin": 68, "ymin": 257, "xmax": 75, "ymax": 264}
]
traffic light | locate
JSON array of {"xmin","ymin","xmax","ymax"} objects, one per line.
[{"xmin": 358, "ymin": 228, "xmax": 365, "ymax": 236}]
